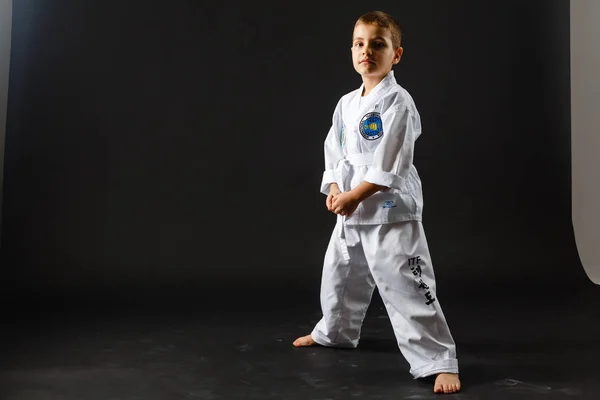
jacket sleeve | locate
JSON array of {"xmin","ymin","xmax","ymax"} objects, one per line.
[
  {"xmin": 363, "ymin": 104, "xmax": 421, "ymax": 191},
  {"xmin": 320, "ymin": 99, "xmax": 345, "ymax": 195}
]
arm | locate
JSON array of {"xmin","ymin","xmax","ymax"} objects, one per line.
[
  {"xmin": 363, "ymin": 104, "xmax": 419, "ymax": 190},
  {"xmin": 331, "ymin": 181, "xmax": 386, "ymax": 216},
  {"xmin": 351, "ymin": 181, "xmax": 387, "ymax": 202},
  {"xmin": 320, "ymin": 99, "xmax": 345, "ymax": 195}
]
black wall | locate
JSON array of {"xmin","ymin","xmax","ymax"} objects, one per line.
[{"xmin": 1, "ymin": 0, "xmax": 584, "ymax": 297}]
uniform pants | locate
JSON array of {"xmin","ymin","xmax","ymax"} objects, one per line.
[{"xmin": 311, "ymin": 219, "xmax": 459, "ymax": 378}]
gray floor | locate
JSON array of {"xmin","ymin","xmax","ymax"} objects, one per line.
[{"xmin": 1, "ymin": 282, "xmax": 599, "ymax": 399}]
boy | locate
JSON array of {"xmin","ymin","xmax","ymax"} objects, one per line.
[{"xmin": 293, "ymin": 11, "xmax": 461, "ymax": 394}]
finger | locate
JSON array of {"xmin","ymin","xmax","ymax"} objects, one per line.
[{"xmin": 328, "ymin": 194, "xmax": 336, "ymax": 207}]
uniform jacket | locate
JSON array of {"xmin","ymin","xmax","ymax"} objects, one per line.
[{"xmin": 321, "ymin": 70, "xmax": 424, "ymax": 225}]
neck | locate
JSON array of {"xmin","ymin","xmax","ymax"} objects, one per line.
[{"xmin": 361, "ymin": 72, "xmax": 388, "ymax": 96}]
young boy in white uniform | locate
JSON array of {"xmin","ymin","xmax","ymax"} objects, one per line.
[{"xmin": 293, "ymin": 11, "xmax": 461, "ymax": 394}]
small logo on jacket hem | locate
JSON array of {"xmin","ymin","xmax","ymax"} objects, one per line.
[{"xmin": 383, "ymin": 200, "xmax": 397, "ymax": 209}]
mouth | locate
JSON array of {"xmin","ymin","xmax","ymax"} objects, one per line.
[{"xmin": 360, "ymin": 59, "xmax": 374, "ymax": 65}]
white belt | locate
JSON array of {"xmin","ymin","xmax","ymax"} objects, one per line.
[
  {"xmin": 344, "ymin": 152, "xmax": 374, "ymax": 166},
  {"xmin": 338, "ymin": 152, "xmax": 374, "ymax": 192},
  {"xmin": 337, "ymin": 152, "xmax": 375, "ymax": 261}
]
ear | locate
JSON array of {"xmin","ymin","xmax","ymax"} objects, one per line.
[{"xmin": 393, "ymin": 47, "xmax": 404, "ymax": 64}]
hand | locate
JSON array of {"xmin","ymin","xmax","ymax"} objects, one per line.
[
  {"xmin": 326, "ymin": 184, "xmax": 341, "ymax": 212},
  {"xmin": 331, "ymin": 191, "xmax": 360, "ymax": 217}
]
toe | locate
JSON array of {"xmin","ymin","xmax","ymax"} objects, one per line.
[{"xmin": 293, "ymin": 335, "xmax": 315, "ymax": 347}]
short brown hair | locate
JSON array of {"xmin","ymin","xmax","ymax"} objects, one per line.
[{"xmin": 355, "ymin": 11, "xmax": 402, "ymax": 49}]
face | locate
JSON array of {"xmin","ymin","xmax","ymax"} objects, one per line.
[{"xmin": 351, "ymin": 23, "xmax": 403, "ymax": 80}]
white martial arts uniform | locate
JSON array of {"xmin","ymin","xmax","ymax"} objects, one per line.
[{"xmin": 312, "ymin": 70, "xmax": 459, "ymax": 379}]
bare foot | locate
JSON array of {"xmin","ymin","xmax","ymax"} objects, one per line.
[
  {"xmin": 293, "ymin": 334, "xmax": 317, "ymax": 347},
  {"xmin": 434, "ymin": 373, "xmax": 461, "ymax": 394}
]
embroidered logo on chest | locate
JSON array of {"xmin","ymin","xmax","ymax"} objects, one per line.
[{"xmin": 359, "ymin": 112, "xmax": 383, "ymax": 141}]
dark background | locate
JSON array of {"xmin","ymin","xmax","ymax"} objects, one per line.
[{"xmin": 0, "ymin": 0, "xmax": 587, "ymax": 302}]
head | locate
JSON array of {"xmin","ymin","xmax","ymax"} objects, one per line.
[{"xmin": 351, "ymin": 11, "xmax": 403, "ymax": 81}]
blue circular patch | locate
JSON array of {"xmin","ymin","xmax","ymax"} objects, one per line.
[{"xmin": 359, "ymin": 112, "xmax": 383, "ymax": 140}]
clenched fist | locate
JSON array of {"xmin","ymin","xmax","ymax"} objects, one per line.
[
  {"xmin": 326, "ymin": 184, "xmax": 342, "ymax": 212},
  {"xmin": 331, "ymin": 191, "xmax": 359, "ymax": 216}
]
